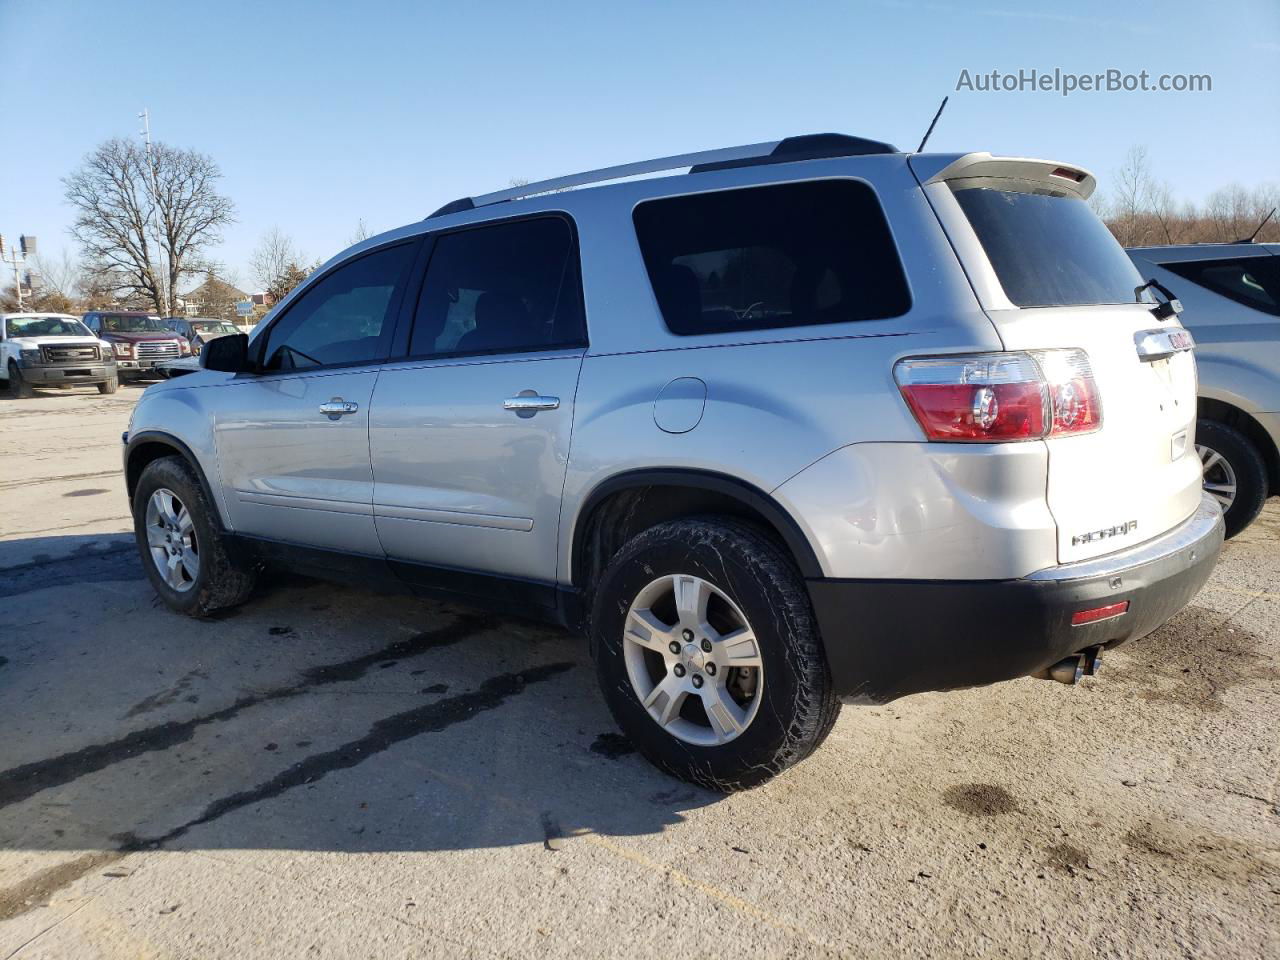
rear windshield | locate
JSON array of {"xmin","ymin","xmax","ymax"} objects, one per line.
[
  {"xmin": 953, "ymin": 185, "xmax": 1145, "ymax": 307},
  {"xmin": 633, "ymin": 180, "xmax": 911, "ymax": 336}
]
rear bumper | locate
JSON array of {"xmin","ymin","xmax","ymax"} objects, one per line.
[
  {"xmin": 808, "ymin": 493, "xmax": 1224, "ymax": 704},
  {"xmin": 21, "ymin": 364, "xmax": 113, "ymax": 384}
]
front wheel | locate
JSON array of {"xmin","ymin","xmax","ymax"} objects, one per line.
[
  {"xmin": 133, "ymin": 455, "xmax": 257, "ymax": 616},
  {"xmin": 1197, "ymin": 419, "xmax": 1268, "ymax": 539},
  {"xmin": 6, "ymin": 362, "xmax": 32, "ymax": 399},
  {"xmin": 98, "ymin": 375, "xmax": 118, "ymax": 395},
  {"xmin": 591, "ymin": 518, "xmax": 839, "ymax": 791}
]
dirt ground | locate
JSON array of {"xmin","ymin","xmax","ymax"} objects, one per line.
[{"xmin": 1, "ymin": 385, "xmax": 1277, "ymax": 959}]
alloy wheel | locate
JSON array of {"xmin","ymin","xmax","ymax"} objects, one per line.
[
  {"xmin": 145, "ymin": 487, "xmax": 200, "ymax": 592},
  {"xmin": 622, "ymin": 574, "xmax": 764, "ymax": 746},
  {"xmin": 1197, "ymin": 443, "xmax": 1238, "ymax": 510}
]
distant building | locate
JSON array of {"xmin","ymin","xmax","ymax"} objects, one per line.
[{"xmin": 178, "ymin": 275, "xmax": 249, "ymax": 320}]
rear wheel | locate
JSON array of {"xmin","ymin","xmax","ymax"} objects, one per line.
[
  {"xmin": 591, "ymin": 517, "xmax": 839, "ymax": 791},
  {"xmin": 133, "ymin": 455, "xmax": 257, "ymax": 616},
  {"xmin": 1197, "ymin": 418, "xmax": 1267, "ymax": 539},
  {"xmin": 98, "ymin": 375, "xmax": 118, "ymax": 395},
  {"xmin": 6, "ymin": 362, "xmax": 32, "ymax": 399}
]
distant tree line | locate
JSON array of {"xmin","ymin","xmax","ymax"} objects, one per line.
[{"xmin": 1092, "ymin": 146, "xmax": 1279, "ymax": 246}]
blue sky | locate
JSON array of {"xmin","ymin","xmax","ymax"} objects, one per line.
[{"xmin": 2, "ymin": 0, "xmax": 1277, "ymax": 292}]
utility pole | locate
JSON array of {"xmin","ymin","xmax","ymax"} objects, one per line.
[
  {"xmin": 138, "ymin": 108, "xmax": 170, "ymax": 315},
  {"xmin": 0, "ymin": 234, "xmax": 35, "ymax": 310}
]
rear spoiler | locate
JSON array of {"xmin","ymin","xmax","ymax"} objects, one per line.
[{"xmin": 909, "ymin": 153, "xmax": 1096, "ymax": 201}]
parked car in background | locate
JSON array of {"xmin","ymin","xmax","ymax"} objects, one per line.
[
  {"xmin": 164, "ymin": 317, "xmax": 242, "ymax": 355},
  {"xmin": 1127, "ymin": 244, "xmax": 1280, "ymax": 537},
  {"xmin": 82, "ymin": 311, "xmax": 191, "ymax": 383},
  {"xmin": 1, "ymin": 312, "xmax": 118, "ymax": 397},
  {"xmin": 124, "ymin": 134, "xmax": 1223, "ymax": 790}
]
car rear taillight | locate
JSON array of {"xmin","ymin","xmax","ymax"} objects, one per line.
[
  {"xmin": 1035, "ymin": 349, "xmax": 1102, "ymax": 437},
  {"xmin": 894, "ymin": 350, "xmax": 1101, "ymax": 443}
]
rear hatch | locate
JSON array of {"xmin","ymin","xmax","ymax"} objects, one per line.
[{"xmin": 914, "ymin": 154, "xmax": 1203, "ymax": 563}]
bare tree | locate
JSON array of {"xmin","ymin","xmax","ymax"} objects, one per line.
[
  {"xmin": 1107, "ymin": 145, "xmax": 1164, "ymax": 247},
  {"xmin": 1095, "ymin": 145, "xmax": 1280, "ymax": 246},
  {"xmin": 251, "ymin": 227, "xmax": 302, "ymax": 300},
  {"xmin": 0, "ymin": 249, "xmax": 83, "ymax": 313},
  {"xmin": 29, "ymin": 250, "xmax": 81, "ymax": 302},
  {"xmin": 63, "ymin": 138, "xmax": 234, "ymax": 315},
  {"xmin": 250, "ymin": 227, "xmax": 311, "ymax": 304},
  {"xmin": 349, "ymin": 219, "xmax": 371, "ymax": 244},
  {"xmin": 1146, "ymin": 181, "xmax": 1182, "ymax": 245}
]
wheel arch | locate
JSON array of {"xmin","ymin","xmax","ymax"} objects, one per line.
[
  {"xmin": 569, "ymin": 469, "xmax": 824, "ymax": 592},
  {"xmin": 1198, "ymin": 397, "xmax": 1280, "ymax": 495},
  {"xmin": 124, "ymin": 430, "xmax": 226, "ymax": 529}
]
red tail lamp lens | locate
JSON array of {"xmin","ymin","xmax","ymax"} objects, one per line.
[
  {"xmin": 895, "ymin": 350, "xmax": 1101, "ymax": 443},
  {"xmin": 899, "ymin": 381, "xmax": 1047, "ymax": 440}
]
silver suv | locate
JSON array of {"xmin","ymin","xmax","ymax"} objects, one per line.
[
  {"xmin": 123, "ymin": 134, "xmax": 1224, "ymax": 790},
  {"xmin": 1127, "ymin": 243, "xmax": 1280, "ymax": 537}
]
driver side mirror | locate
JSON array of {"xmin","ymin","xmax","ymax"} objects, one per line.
[{"xmin": 200, "ymin": 333, "xmax": 251, "ymax": 373}]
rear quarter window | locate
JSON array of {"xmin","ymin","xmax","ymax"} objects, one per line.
[{"xmin": 632, "ymin": 180, "xmax": 911, "ymax": 336}]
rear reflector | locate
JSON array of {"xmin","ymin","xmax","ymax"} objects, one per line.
[{"xmin": 1071, "ymin": 601, "xmax": 1129, "ymax": 626}]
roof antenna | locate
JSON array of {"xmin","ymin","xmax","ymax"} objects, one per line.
[
  {"xmin": 915, "ymin": 96, "xmax": 949, "ymax": 153},
  {"xmin": 1236, "ymin": 206, "xmax": 1276, "ymax": 243}
]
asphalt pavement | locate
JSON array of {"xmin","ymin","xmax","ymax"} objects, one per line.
[{"xmin": 1, "ymin": 385, "xmax": 1277, "ymax": 959}]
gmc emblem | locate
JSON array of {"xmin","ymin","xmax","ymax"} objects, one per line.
[{"xmin": 1072, "ymin": 520, "xmax": 1138, "ymax": 546}]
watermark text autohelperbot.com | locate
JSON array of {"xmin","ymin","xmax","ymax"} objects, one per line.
[{"xmin": 956, "ymin": 68, "xmax": 1212, "ymax": 96}]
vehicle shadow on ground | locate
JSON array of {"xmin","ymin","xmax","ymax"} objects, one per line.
[
  {"xmin": 0, "ymin": 379, "xmax": 150, "ymax": 401},
  {"xmin": 0, "ymin": 535, "xmax": 721, "ymax": 859}
]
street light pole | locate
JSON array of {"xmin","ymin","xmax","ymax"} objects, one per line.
[
  {"xmin": 0, "ymin": 234, "xmax": 31, "ymax": 311},
  {"xmin": 138, "ymin": 108, "xmax": 169, "ymax": 316}
]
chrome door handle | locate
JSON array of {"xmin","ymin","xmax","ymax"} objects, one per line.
[
  {"xmin": 503, "ymin": 395, "xmax": 560, "ymax": 413},
  {"xmin": 319, "ymin": 398, "xmax": 359, "ymax": 419}
]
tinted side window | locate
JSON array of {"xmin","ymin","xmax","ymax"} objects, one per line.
[
  {"xmin": 409, "ymin": 217, "xmax": 584, "ymax": 357},
  {"xmin": 263, "ymin": 242, "xmax": 415, "ymax": 370},
  {"xmin": 632, "ymin": 180, "xmax": 910, "ymax": 336},
  {"xmin": 1161, "ymin": 256, "xmax": 1280, "ymax": 316}
]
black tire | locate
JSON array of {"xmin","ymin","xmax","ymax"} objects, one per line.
[
  {"xmin": 1197, "ymin": 419, "xmax": 1267, "ymax": 539},
  {"xmin": 98, "ymin": 376, "xmax": 119, "ymax": 395},
  {"xmin": 591, "ymin": 517, "xmax": 839, "ymax": 791},
  {"xmin": 6, "ymin": 362, "xmax": 32, "ymax": 399},
  {"xmin": 132, "ymin": 455, "xmax": 257, "ymax": 616}
]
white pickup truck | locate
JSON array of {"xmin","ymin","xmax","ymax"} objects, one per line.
[{"xmin": 1, "ymin": 312, "xmax": 118, "ymax": 398}]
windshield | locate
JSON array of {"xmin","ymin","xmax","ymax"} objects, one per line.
[
  {"xmin": 192, "ymin": 321, "xmax": 239, "ymax": 334},
  {"xmin": 953, "ymin": 185, "xmax": 1147, "ymax": 307},
  {"xmin": 101, "ymin": 314, "xmax": 167, "ymax": 332},
  {"xmin": 6, "ymin": 316, "xmax": 93, "ymax": 338}
]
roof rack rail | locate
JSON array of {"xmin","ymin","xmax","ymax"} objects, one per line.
[{"xmin": 425, "ymin": 132, "xmax": 900, "ymax": 220}]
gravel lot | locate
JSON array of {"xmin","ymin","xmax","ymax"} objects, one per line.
[{"xmin": 1, "ymin": 385, "xmax": 1277, "ymax": 959}]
